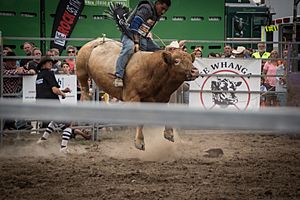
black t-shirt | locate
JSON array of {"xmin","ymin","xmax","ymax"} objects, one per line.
[
  {"xmin": 20, "ymin": 58, "xmax": 32, "ymax": 68},
  {"xmin": 36, "ymin": 69, "xmax": 60, "ymax": 100},
  {"xmin": 28, "ymin": 60, "xmax": 39, "ymax": 73}
]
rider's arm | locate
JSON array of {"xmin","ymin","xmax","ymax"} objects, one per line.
[{"xmin": 130, "ymin": 16, "xmax": 143, "ymax": 44}]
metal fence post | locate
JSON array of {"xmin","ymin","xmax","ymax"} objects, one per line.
[
  {"xmin": 0, "ymin": 31, "xmax": 3, "ymax": 146},
  {"xmin": 292, "ymin": 0, "xmax": 300, "ymax": 72}
]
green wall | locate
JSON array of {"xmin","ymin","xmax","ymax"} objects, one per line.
[
  {"xmin": 0, "ymin": 0, "xmax": 40, "ymax": 54},
  {"xmin": 0, "ymin": 0, "xmax": 225, "ymax": 56}
]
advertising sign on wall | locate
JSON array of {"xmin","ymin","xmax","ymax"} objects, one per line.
[
  {"xmin": 50, "ymin": 0, "xmax": 85, "ymax": 54},
  {"xmin": 189, "ymin": 58, "xmax": 261, "ymax": 111}
]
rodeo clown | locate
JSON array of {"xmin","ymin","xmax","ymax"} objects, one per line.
[
  {"xmin": 106, "ymin": 0, "xmax": 171, "ymax": 87},
  {"xmin": 36, "ymin": 56, "xmax": 89, "ymax": 153}
]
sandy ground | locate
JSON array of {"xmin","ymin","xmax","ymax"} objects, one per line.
[{"xmin": 0, "ymin": 127, "xmax": 299, "ymax": 200}]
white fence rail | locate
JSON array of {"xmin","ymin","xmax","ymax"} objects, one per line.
[{"xmin": 0, "ymin": 98, "xmax": 299, "ymax": 132}]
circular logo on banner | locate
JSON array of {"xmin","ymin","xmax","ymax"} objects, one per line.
[{"xmin": 200, "ymin": 70, "xmax": 251, "ymax": 111}]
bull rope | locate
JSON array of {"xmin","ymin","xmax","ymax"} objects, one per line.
[{"xmin": 152, "ymin": 32, "xmax": 167, "ymax": 47}]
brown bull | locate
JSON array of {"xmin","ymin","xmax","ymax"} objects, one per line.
[{"xmin": 76, "ymin": 38, "xmax": 199, "ymax": 150}]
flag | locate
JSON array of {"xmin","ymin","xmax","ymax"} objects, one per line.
[{"xmin": 50, "ymin": 0, "xmax": 85, "ymax": 55}]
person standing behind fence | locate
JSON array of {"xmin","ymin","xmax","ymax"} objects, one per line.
[
  {"xmin": 20, "ymin": 42, "xmax": 35, "ymax": 68},
  {"xmin": 263, "ymin": 50, "xmax": 278, "ymax": 106},
  {"xmin": 252, "ymin": 42, "xmax": 270, "ymax": 71},
  {"xmin": 3, "ymin": 51, "xmax": 32, "ymax": 130},
  {"xmin": 51, "ymin": 48, "xmax": 62, "ymax": 70},
  {"xmin": 260, "ymin": 77, "xmax": 267, "ymax": 107},
  {"xmin": 45, "ymin": 49, "xmax": 59, "ymax": 74},
  {"xmin": 3, "ymin": 51, "xmax": 29, "ymax": 96},
  {"xmin": 222, "ymin": 45, "xmax": 235, "ymax": 58},
  {"xmin": 3, "ymin": 47, "xmax": 13, "ymax": 56},
  {"xmin": 64, "ymin": 45, "xmax": 77, "ymax": 74},
  {"xmin": 232, "ymin": 46, "xmax": 246, "ymax": 58},
  {"xmin": 193, "ymin": 46, "xmax": 203, "ymax": 58},
  {"xmin": 276, "ymin": 54, "xmax": 288, "ymax": 106},
  {"xmin": 35, "ymin": 56, "xmax": 73, "ymax": 153},
  {"xmin": 59, "ymin": 62, "xmax": 71, "ymax": 75},
  {"xmin": 252, "ymin": 42, "xmax": 270, "ymax": 59},
  {"xmin": 27, "ymin": 47, "xmax": 42, "ymax": 74}
]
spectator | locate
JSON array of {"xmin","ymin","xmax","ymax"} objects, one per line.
[
  {"xmin": 3, "ymin": 51, "xmax": 31, "ymax": 130},
  {"xmin": 260, "ymin": 77, "xmax": 267, "ymax": 107},
  {"xmin": 193, "ymin": 46, "xmax": 203, "ymax": 58},
  {"xmin": 252, "ymin": 42, "xmax": 270, "ymax": 72},
  {"xmin": 3, "ymin": 51, "xmax": 29, "ymax": 95},
  {"xmin": 232, "ymin": 46, "xmax": 246, "ymax": 58},
  {"xmin": 281, "ymin": 48, "xmax": 289, "ymax": 69},
  {"xmin": 60, "ymin": 62, "xmax": 71, "ymax": 75},
  {"xmin": 178, "ymin": 40, "xmax": 187, "ymax": 52},
  {"xmin": 252, "ymin": 42, "xmax": 270, "ymax": 59},
  {"xmin": 20, "ymin": 41, "xmax": 35, "ymax": 68},
  {"xmin": 208, "ymin": 52, "xmax": 217, "ymax": 58},
  {"xmin": 282, "ymin": 48, "xmax": 289, "ymax": 59},
  {"xmin": 46, "ymin": 49, "xmax": 60, "ymax": 74},
  {"xmin": 244, "ymin": 48, "xmax": 253, "ymax": 58},
  {"xmin": 27, "ymin": 47, "xmax": 42, "ymax": 74},
  {"xmin": 3, "ymin": 47, "xmax": 13, "ymax": 56},
  {"xmin": 222, "ymin": 45, "xmax": 234, "ymax": 58},
  {"xmin": 35, "ymin": 56, "xmax": 73, "ymax": 153},
  {"xmin": 181, "ymin": 45, "xmax": 188, "ymax": 52},
  {"xmin": 51, "ymin": 48, "xmax": 62, "ymax": 72},
  {"xmin": 276, "ymin": 58, "xmax": 287, "ymax": 106},
  {"xmin": 65, "ymin": 45, "xmax": 77, "ymax": 74},
  {"xmin": 263, "ymin": 50, "xmax": 278, "ymax": 106}
]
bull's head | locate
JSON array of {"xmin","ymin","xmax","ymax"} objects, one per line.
[{"xmin": 162, "ymin": 50, "xmax": 199, "ymax": 81}]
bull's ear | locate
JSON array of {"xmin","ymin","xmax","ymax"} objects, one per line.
[
  {"xmin": 162, "ymin": 51, "xmax": 173, "ymax": 65},
  {"xmin": 191, "ymin": 53, "xmax": 195, "ymax": 63}
]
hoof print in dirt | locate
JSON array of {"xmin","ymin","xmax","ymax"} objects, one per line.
[{"xmin": 204, "ymin": 148, "xmax": 224, "ymax": 158}]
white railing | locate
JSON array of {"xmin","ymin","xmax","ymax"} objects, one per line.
[{"xmin": 0, "ymin": 98, "xmax": 299, "ymax": 132}]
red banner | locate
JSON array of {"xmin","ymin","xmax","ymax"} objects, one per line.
[{"xmin": 50, "ymin": 0, "xmax": 85, "ymax": 55}]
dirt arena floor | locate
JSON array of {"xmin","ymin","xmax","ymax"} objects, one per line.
[{"xmin": 0, "ymin": 127, "xmax": 299, "ymax": 200}]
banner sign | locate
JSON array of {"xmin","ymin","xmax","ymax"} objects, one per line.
[
  {"xmin": 189, "ymin": 58, "xmax": 261, "ymax": 111},
  {"xmin": 85, "ymin": 0, "xmax": 129, "ymax": 7},
  {"xmin": 23, "ymin": 75, "xmax": 78, "ymax": 104},
  {"xmin": 50, "ymin": 0, "xmax": 85, "ymax": 54},
  {"xmin": 265, "ymin": 25, "xmax": 279, "ymax": 32}
]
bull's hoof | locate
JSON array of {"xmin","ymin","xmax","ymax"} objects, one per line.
[
  {"xmin": 164, "ymin": 129, "xmax": 175, "ymax": 142},
  {"xmin": 134, "ymin": 140, "xmax": 145, "ymax": 151},
  {"xmin": 164, "ymin": 133, "xmax": 174, "ymax": 142}
]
